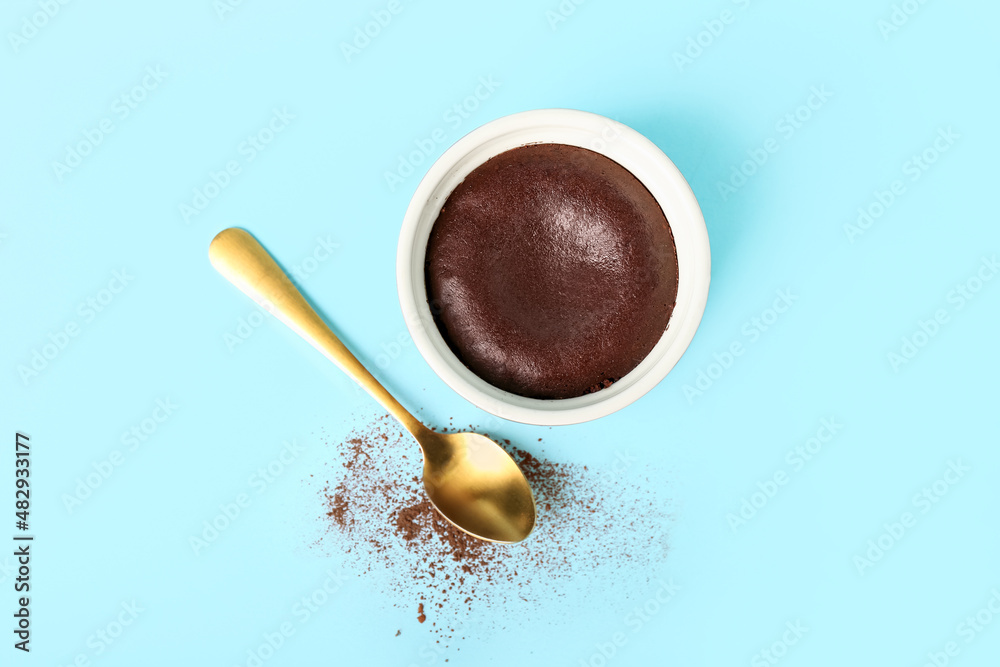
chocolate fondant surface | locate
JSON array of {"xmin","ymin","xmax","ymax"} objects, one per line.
[{"xmin": 425, "ymin": 143, "xmax": 678, "ymax": 399}]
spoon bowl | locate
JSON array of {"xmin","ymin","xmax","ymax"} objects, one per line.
[
  {"xmin": 208, "ymin": 227, "xmax": 536, "ymax": 543},
  {"xmin": 420, "ymin": 430, "xmax": 535, "ymax": 543}
]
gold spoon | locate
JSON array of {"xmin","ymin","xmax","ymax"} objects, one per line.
[{"xmin": 209, "ymin": 228, "xmax": 536, "ymax": 543}]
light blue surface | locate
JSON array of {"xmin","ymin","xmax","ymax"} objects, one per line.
[{"xmin": 2, "ymin": 0, "xmax": 999, "ymax": 665}]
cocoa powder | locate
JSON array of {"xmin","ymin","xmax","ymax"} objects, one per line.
[{"xmin": 312, "ymin": 412, "xmax": 671, "ymax": 634}]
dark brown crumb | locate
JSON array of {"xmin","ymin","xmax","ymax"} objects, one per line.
[{"xmin": 583, "ymin": 378, "xmax": 616, "ymax": 394}]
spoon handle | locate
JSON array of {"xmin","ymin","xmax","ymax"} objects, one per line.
[{"xmin": 209, "ymin": 228, "xmax": 426, "ymax": 438}]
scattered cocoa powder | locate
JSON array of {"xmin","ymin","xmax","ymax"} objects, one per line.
[{"xmin": 311, "ymin": 412, "xmax": 672, "ymax": 635}]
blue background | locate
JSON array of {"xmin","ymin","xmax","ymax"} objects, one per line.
[{"xmin": 2, "ymin": 0, "xmax": 999, "ymax": 665}]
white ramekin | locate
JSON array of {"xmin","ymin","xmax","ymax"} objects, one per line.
[{"xmin": 396, "ymin": 109, "xmax": 710, "ymax": 426}]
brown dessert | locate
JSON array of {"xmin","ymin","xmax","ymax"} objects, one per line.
[{"xmin": 425, "ymin": 143, "xmax": 678, "ymax": 399}]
